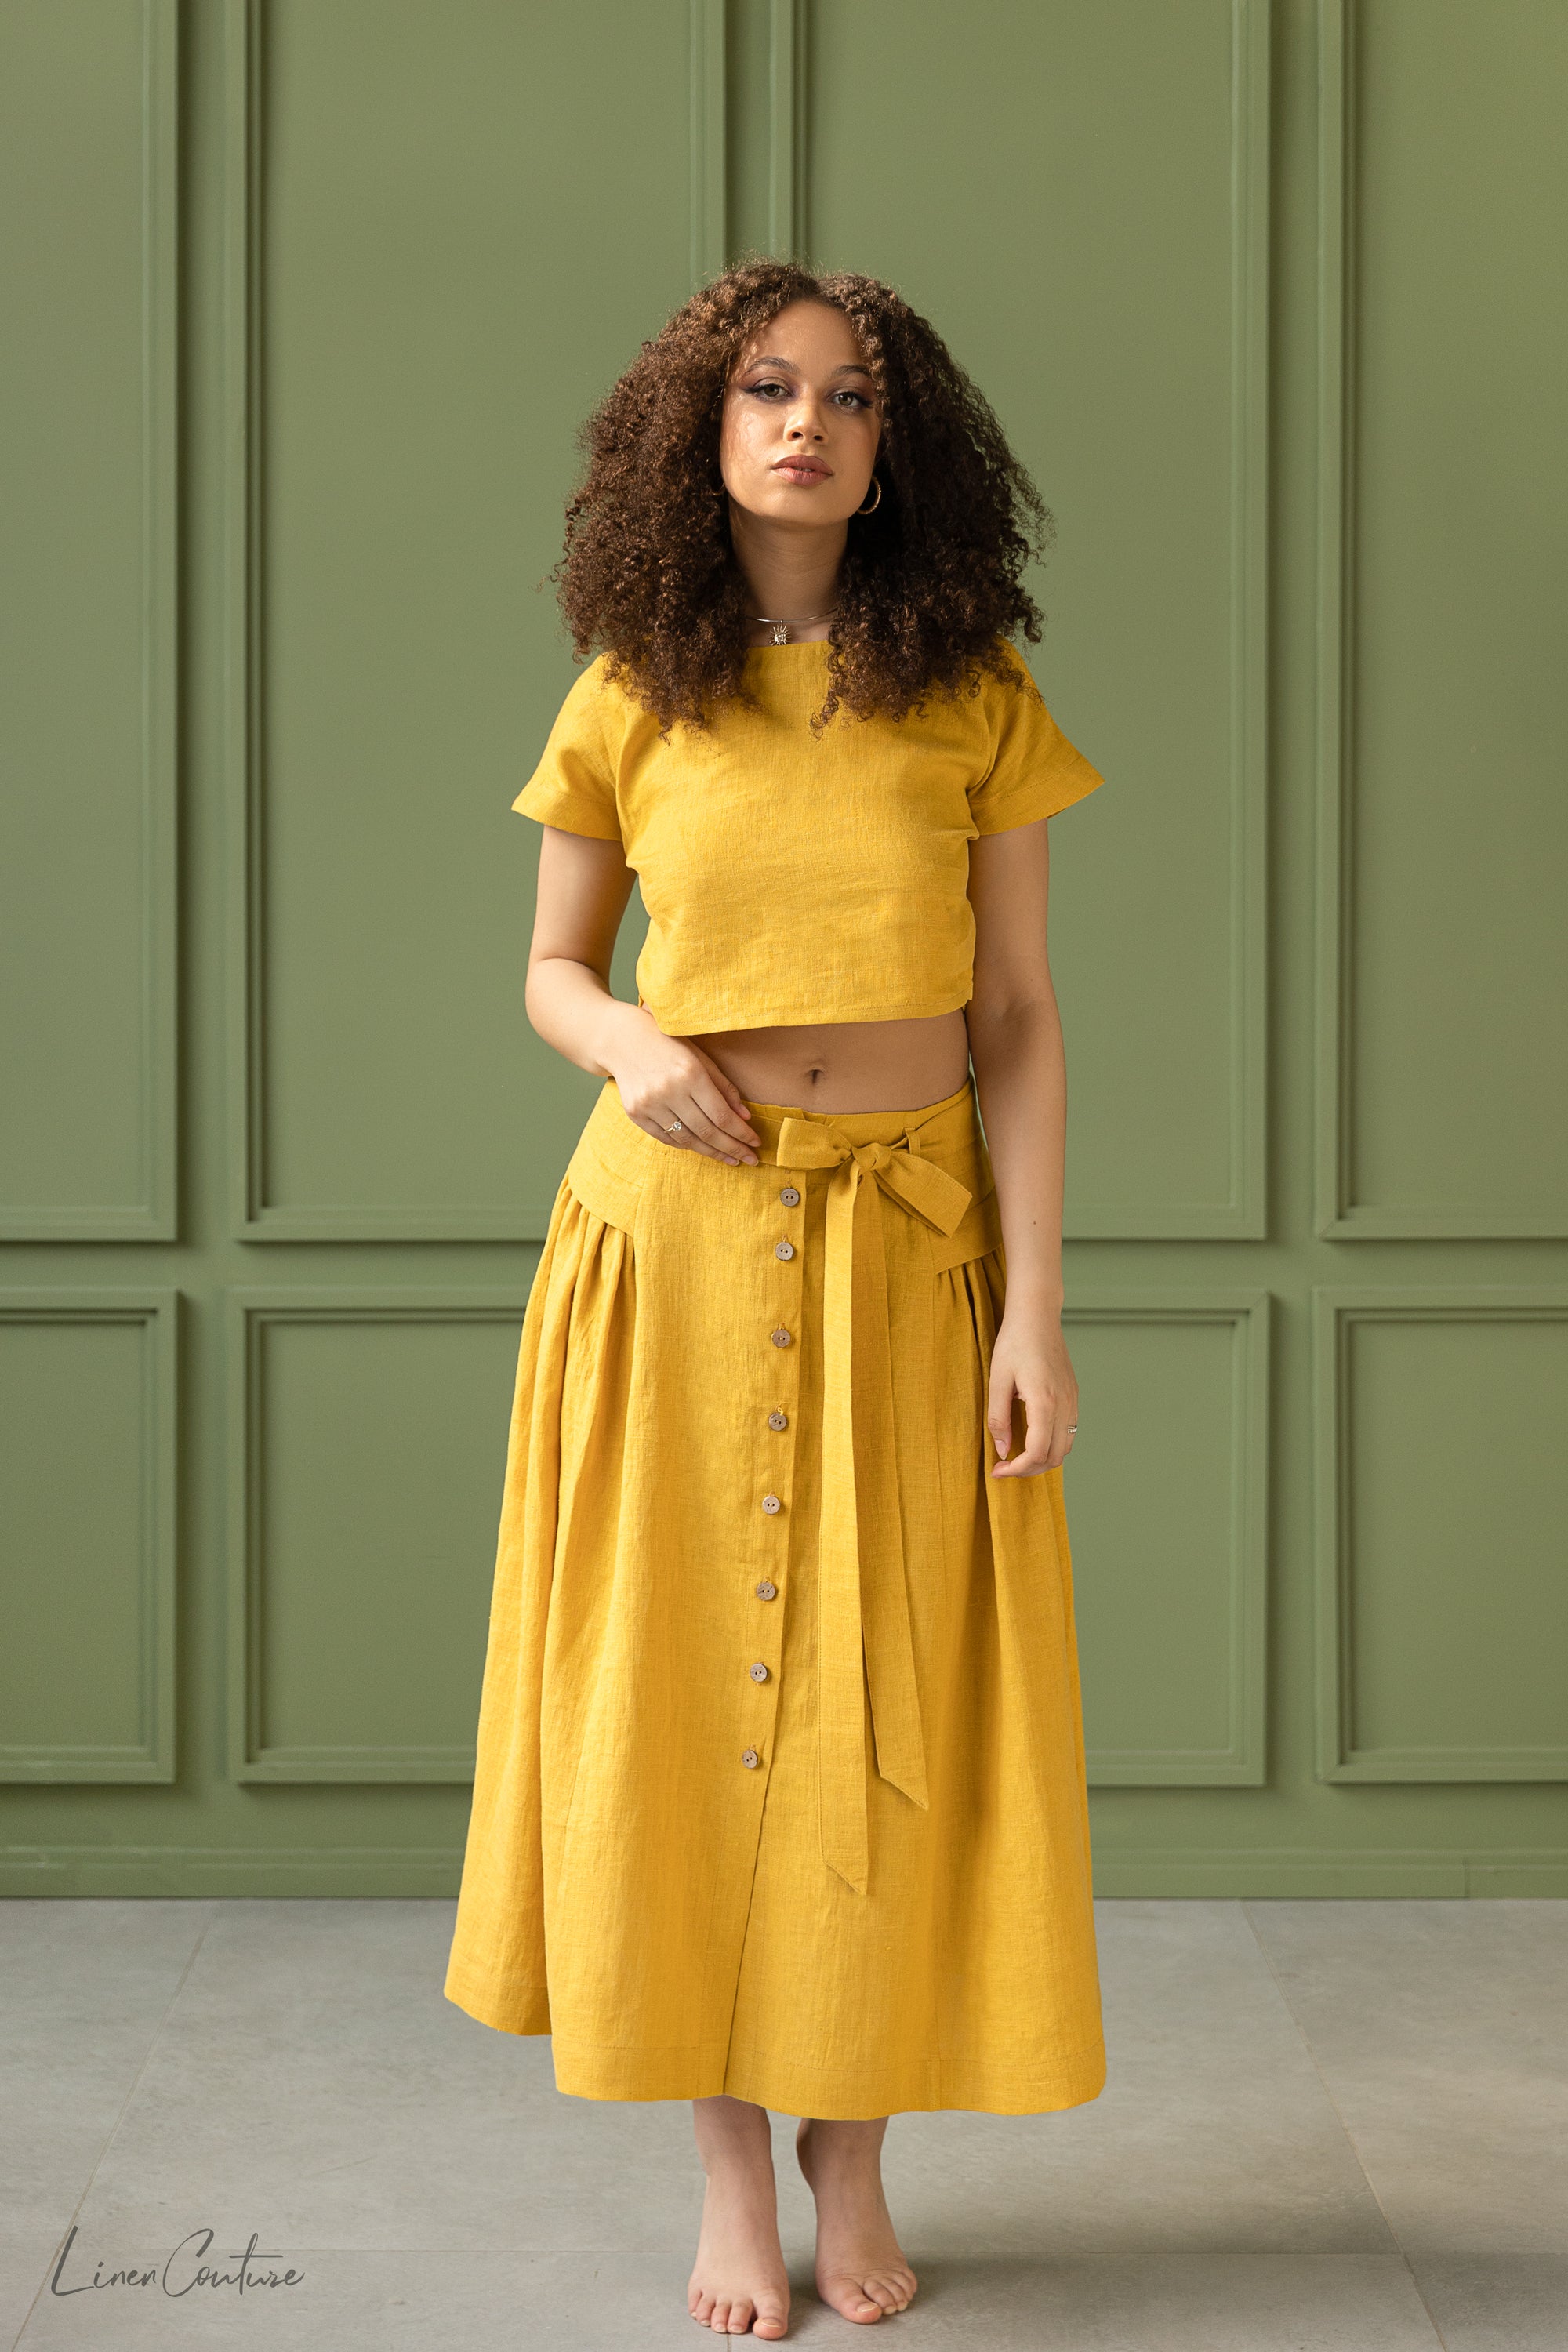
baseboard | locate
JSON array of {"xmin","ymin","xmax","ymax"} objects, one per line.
[
  {"xmin": 2, "ymin": 1843, "xmax": 1566, "ymax": 1900},
  {"xmin": 0, "ymin": 1846, "xmax": 463, "ymax": 1898},
  {"xmin": 1088, "ymin": 1847, "xmax": 1568, "ymax": 1899}
]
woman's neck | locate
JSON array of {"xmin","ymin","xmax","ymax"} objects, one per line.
[{"xmin": 730, "ymin": 501, "xmax": 844, "ymax": 644}]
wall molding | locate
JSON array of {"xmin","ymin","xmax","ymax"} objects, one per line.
[
  {"xmin": 1223, "ymin": 0, "xmax": 1271, "ymax": 1242},
  {"xmin": 1312, "ymin": 0, "xmax": 1564, "ymax": 1237},
  {"xmin": 227, "ymin": 1286, "xmax": 529, "ymax": 1783},
  {"xmin": 1071, "ymin": 0, "xmax": 1271, "ymax": 1240},
  {"xmin": 0, "ymin": 1290, "xmax": 179, "ymax": 1782},
  {"xmin": 1313, "ymin": 0, "xmax": 1354, "ymax": 1233},
  {"xmin": 1, "ymin": 0, "xmax": 179, "ymax": 1240},
  {"xmin": 767, "ymin": 0, "xmax": 809, "ymax": 260},
  {"xmin": 1069, "ymin": 1289, "xmax": 1272, "ymax": 1786},
  {"xmin": 689, "ymin": 0, "xmax": 728, "ymax": 285},
  {"xmin": 1313, "ymin": 1283, "xmax": 1568, "ymax": 1781},
  {"xmin": 224, "ymin": 3, "xmax": 686, "ymax": 1242}
]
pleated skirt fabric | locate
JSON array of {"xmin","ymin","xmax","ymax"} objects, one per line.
[{"xmin": 443, "ymin": 1071, "xmax": 1106, "ymax": 2121}]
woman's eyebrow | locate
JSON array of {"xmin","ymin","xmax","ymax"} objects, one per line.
[{"xmin": 738, "ymin": 354, "xmax": 875, "ymax": 380}]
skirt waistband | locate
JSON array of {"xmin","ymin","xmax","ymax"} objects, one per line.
[
  {"xmin": 572, "ymin": 1070, "xmax": 989, "ymax": 1209},
  {"xmin": 738, "ymin": 1071, "xmax": 979, "ymax": 1160}
]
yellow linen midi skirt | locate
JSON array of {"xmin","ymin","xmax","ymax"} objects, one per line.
[{"xmin": 444, "ymin": 1070, "xmax": 1106, "ymax": 2121}]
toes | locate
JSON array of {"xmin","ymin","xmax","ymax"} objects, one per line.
[
  {"xmin": 691, "ymin": 2280, "xmax": 791, "ymax": 2337},
  {"xmin": 822, "ymin": 2266, "xmax": 916, "ymax": 2323}
]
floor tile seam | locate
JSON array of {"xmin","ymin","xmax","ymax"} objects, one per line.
[
  {"xmin": 9, "ymin": 1902, "xmax": 223, "ymax": 2352},
  {"xmin": 12, "ymin": 2244, "xmax": 723, "ymax": 2258},
  {"xmin": 1239, "ymin": 1900, "xmax": 1450, "ymax": 2352}
]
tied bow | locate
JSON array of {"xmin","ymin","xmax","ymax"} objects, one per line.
[{"xmin": 771, "ymin": 1120, "xmax": 974, "ymax": 1894}]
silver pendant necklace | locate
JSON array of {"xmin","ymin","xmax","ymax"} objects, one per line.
[{"xmin": 748, "ymin": 609, "xmax": 837, "ymax": 646}]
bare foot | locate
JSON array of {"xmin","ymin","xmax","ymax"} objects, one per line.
[
  {"xmin": 688, "ymin": 2094, "xmax": 791, "ymax": 2338},
  {"xmin": 796, "ymin": 2115, "xmax": 917, "ymax": 2324}
]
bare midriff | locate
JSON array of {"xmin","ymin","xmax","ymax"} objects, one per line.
[{"xmin": 688, "ymin": 1010, "xmax": 972, "ymax": 1116}]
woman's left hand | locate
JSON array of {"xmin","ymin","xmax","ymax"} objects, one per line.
[{"xmin": 987, "ymin": 1305, "xmax": 1079, "ymax": 1476}]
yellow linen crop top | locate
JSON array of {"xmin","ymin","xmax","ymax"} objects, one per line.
[{"xmin": 512, "ymin": 637, "xmax": 1105, "ymax": 1033}]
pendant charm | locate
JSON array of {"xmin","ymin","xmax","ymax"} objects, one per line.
[{"xmin": 770, "ymin": 621, "xmax": 789, "ymax": 644}]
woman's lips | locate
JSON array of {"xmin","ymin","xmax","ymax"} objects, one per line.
[{"xmin": 772, "ymin": 461, "xmax": 831, "ymax": 484}]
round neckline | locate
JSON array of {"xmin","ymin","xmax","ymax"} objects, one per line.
[{"xmin": 743, "ymin": 637, "xmax": 831, "ymax": 657}]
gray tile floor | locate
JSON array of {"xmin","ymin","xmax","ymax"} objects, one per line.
[{"xmin": 2, "ymin": 1899, "xmax": 1563, "ymax": 2349}]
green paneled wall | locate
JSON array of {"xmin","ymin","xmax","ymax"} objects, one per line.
[{"xmin": 1, "ymin": 0, "xmax": 1563, "ymax": 1898}]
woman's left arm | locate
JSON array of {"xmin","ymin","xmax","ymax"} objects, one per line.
[{"xmin": 964, "ymin": 815, "xmax": 1080, "ymax": 1477}]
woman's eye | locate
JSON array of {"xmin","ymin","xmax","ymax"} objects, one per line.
[{"xmin": 742, "ymin": 380, "xmax": 869, "ymax": 407}]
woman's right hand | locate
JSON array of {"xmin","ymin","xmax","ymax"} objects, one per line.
[{"xmin": 608, "ymin": 1010, "xmax": 760, "ymax": 1164}]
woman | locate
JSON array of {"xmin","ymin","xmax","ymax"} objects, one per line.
[{"xmin": 445, "ymin": 260, "xmax": 1108, "ymax": 2338}]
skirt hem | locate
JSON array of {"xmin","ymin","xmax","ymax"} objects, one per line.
[
  {"xmin": 444, "ymin": 1964, "xmax": 550, "ymax": 2040},
  {"xmin": 444, "ymin": 1976, "xmax": 1109, "ymax": 2122},
  {"xmin": 558, "ymin": 2038, "xmax": 1108, "ymax": 2120}
]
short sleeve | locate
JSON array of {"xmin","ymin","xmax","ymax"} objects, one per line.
[
  {"xmin": 510, "ymin": 659, "xmax": 623, "ymax": 843},
  {"xmin": 967, "ymin": 641, "xmax": 1106, "ymax": 835}
]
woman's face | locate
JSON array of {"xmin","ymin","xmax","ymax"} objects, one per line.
[{"xmin": 720, "ymin": 299, "xmax": 883, "ymax": 528}]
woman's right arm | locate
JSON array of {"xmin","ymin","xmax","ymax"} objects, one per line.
[{"xmin": 524, "ymin": 824, "xmax": 760, "ymax": 1166}]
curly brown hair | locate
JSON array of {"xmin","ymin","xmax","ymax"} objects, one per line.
[{"xmin": 552, "ymin": 258, "xmax": 1055, "ymax": 735}]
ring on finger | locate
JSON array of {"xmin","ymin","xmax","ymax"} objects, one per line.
[{"xmin": 664, "ymin": 1116, "xmax": 685, "ymax": 1136}]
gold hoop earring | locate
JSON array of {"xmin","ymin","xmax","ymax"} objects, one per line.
[{"xmin": 855, "ymin": 477, "xmax": 883, "ymax": 517}]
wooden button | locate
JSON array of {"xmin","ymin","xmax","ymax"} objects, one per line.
[
  {"xmin": 775, "ymin": 1240, "xmax": 796, "ymax": 1261},
  {"xmin": 741, "ymin": 1748, "xmax": 760, "ymax": 1769},
  {"xmin": 750, "ymin": 1661, "xmax": 769, "ymax": 1682},
  {"xmin": 771, "ymin": 1327, "xmax": 792, "ymax": 1348},
  {"xmin": 768, "ymin": 1410, "xmax": 787, "ymax": 1431},
  {"xmin": 761, "ymin": 1493, "xmax": 782, "ymax": 1515},
  {"xmin": 755, "ymin": 1580, "xmax": 778, "ymax": 1599},
  {"xmin": 779, "ymin": 1185, "xmax": 801, "ymax": 1207}
]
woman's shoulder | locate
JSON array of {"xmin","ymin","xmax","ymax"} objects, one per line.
[
  {"xmin": 555, "ymin": 648, "xmax": 679, "ymax": 736},
  {"xmin": 906, "ymin": 636, "xmax": 1044, "ymax": 723},
  {"xmin": 898, "ymin": 639, "xmax": 1044, "ymax": 752},
  {"xmin": 552, "ymin": 649, "xmax": 613, "ymax": 711},
  {"xmin": 972, "ymin": 635, "xmax": 1044, "ymax": 704},
  {"xmin": 542, "ymin": 651, "xmax": 645, "ymax": 760}
]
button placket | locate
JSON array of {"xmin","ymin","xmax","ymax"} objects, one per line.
[{"xmin": 743, "ymin": 1161, "xmax": 804, "ymax": 1763}]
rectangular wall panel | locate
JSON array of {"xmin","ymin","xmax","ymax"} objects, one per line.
[
  {"xmin": 1316, "ymin": 0, "xmax": 1568, "ymax": 1236},
  {"xmin": 229, "ymin": 0, "xmax": 699, "ymax": 1239},
  {"xmin": 807, "ymin": 0, "xmax": 1269, "ymax": 1237},
  {"xmin": 0, "ymin": 1293, "xmax": 177, "ymax": 1781},
  {"xmin": 0, "ymin": 0, "xmax": 177, "ymax": 1237},
  {"xmin": 1067, "ymin": 1294, "xmax": 1270, "ymax": 1784},
  {"xmin": 227, "ymin": 1290, "xmax": 527, "ymax": 1780},
  {"xmin": 1315, "ymin": 1288, "xmax": 1568, "ymax": 1780}
]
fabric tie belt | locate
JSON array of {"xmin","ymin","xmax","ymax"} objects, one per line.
[{"xmin": 771, "ymin": 1119, "xmax": 975, "ymax": 1896}]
